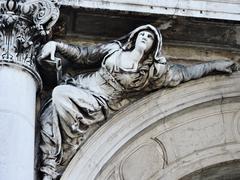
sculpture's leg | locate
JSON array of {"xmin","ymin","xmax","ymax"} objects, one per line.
[
  {"xmin": 40, "ymin": 102, "xmax": 61, "ymax": 180},
  {"xmin": 40, "ymin": 84, "xmax": 107, "ymax": 179}
]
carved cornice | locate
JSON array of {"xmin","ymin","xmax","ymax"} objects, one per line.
[
  {"xmin": 59, "ymin": 0, "xmax": 240, "ymax": 21},
  {"xmin": 0, "ymin": 0, "xmax": 60, "ymax": 88}
]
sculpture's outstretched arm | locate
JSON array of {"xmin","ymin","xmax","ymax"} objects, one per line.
[
  {"xmin": 38, "ymin": 41, "xmax": 120, "ymax": 66},
  {"xmin": 164, "ymin": 60, "xmax": 237, "ymax": 87}
]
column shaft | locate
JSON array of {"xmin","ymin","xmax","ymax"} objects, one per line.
[{"xmin": 0, "ymin": 67, "xmax": 37, "ymax": 180}]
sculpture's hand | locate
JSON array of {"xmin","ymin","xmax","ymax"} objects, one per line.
[
  {"xmin": 37, "ymin": 41, "xmax": 62, "ymax": 82},
  {"xmin": 213, "ymin": 60, "xmax": 239, "ymax": 74},
  {"xmin": 38, "ymin": 41, "xmax": 57, "ymax": 61}
]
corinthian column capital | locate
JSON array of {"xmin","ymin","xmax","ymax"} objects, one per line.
[{"xmin": 0, "ymin": 0, "xmax": 60, "ymax": 89}]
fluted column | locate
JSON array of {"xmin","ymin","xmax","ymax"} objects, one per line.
[{"xmin": 0, "ymin": 0, "xmax": 59, "ymax": 179}]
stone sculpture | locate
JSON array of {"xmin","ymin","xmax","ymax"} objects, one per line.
[{"xmin": 37, "ymin": 24, "xmax": 237, "ymax": 179}]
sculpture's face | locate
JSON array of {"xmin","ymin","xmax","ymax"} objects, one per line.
[{"xmin": 135, "ymin": 30, "xmax": 155, "ymax": 52}]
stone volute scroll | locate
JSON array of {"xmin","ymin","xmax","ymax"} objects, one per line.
[
  {"xmin": 0, "ymin": 0, "xmax": 59, "ymax": 180},
  {"xmin": 37, "ymin": 23, "xmax": 239, "ymax": 180}
]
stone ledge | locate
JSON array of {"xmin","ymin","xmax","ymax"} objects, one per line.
[{"xmin": 59, "ymin": 0, "xmax": 240, "ymax": 21}]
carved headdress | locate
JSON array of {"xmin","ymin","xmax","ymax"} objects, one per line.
[{"xmin": 117, "ymin": 24, "xmax": 166, "ymax": 64}]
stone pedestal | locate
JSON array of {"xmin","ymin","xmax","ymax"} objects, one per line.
[{"xmin": 0, "ymin": 66, "xmax": 39, "ymax": 179}]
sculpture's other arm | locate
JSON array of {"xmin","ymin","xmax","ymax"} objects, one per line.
[{"xmin": 164, "ymin": 60, "xmax": 237, "ymax": 87}]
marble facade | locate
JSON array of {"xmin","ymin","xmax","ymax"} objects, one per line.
[{"xmin": 0, "ymin": 1, "xmax": 240, "ymax": 180}]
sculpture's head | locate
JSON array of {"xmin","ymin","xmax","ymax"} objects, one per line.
[
  {"xmin": 120, "ymin": 24, "xmax": 165, "ymax": 64},
  {"xmin": 135, "ymin": 30, "xmax": 155, "ymax": 53}
]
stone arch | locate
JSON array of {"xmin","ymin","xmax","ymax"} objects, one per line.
[{"xmin": 61, "ymin": 73, "xmax": 240, "ymax": 180}]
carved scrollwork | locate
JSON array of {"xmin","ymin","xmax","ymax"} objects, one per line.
[{"xmin": 24, "ymin": 0, "xmax": 60, "ymax": 35}]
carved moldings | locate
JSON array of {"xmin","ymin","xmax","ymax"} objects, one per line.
[
  {"xmin": 106, "ymin": 169, "xmax": 117, "ymax": 180},
  {"xmin": 61, "ymin": 74, "xmax": 240, "ymax": 180},
  {"xmin": 152, "ymin": 137, "xmax": 168, "ymax": 168},
  {"xmin": 119, "ymin": 139, "xmax": 167, "ymax": 180},
  {"xmin": 0, "ymin": 0, "xmax": 59, "ymax": 87},
  {"xmin": 233, "ymin": 110, "xmax": 240, "ymax": 142}
]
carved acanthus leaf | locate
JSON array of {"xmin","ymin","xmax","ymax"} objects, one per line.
[{"xmin": 0, "ymin": 0, "xmax": 59, "ymax": 76}]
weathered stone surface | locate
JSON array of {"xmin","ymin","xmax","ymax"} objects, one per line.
[
  {"xmin": 59, "ymin": 0, "xmax": 240, "ymax": 21},
  {"xmin": 0, "ymin": 67, "xmax": 37, "ymax": 180},
  {"xmin": 52, "ymin": 7, "xmax": 240, "ymax": 68},
  {"xmin": 56, "ymin": 7, "xmax": 240, "ymax": 48},
  {"xmin": 180, "ymin": 160, "xmax": 240, "ymax": 180},
  {"xmin": 120, "ymin": 142, "xmax": 165, "ymax": 180}
]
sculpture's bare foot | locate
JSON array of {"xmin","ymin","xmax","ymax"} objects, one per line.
[
  {"xmin": 43, "ymin": 174, "xmax": 53, "ymax": 180},
  {"xmin": 231, "ymin": 62, "xmax": 240, "ymax": 72}
]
